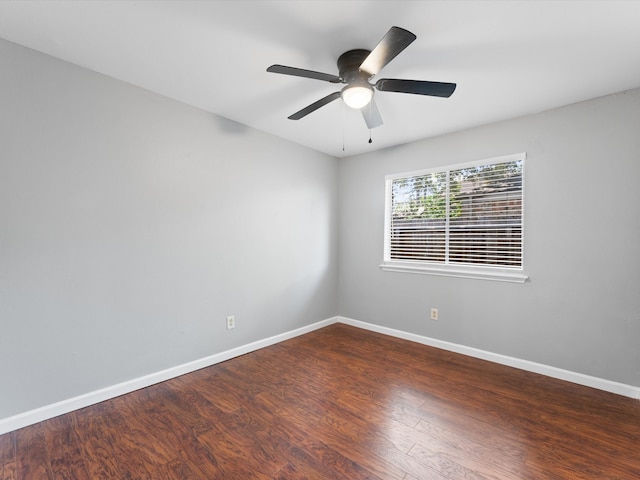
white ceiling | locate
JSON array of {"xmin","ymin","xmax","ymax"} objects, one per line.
[{"xmin": 1, "ymin": 1, "xmax": 639, "ymax": 158}]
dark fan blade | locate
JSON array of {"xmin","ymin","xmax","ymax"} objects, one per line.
[
  {"xmin": 267, "ymin": 65, "xmax": 342, "ymax": 83},
  {"xmin": 361, "ymin": 98, "xmax": 383, "ymax": 129},
  {"xmin": 288, "ymin": 92, "xmax": 341, "ymax": 120},
  {"xmin": 359, "ymin": 26, "xmax": 416, "ymax": 76},
  {"xmin": 375, "ymin": 79, "xmax": 457, "ymax": 98}
]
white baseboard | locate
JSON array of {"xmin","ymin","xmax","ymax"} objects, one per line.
[
  {"xmin": 338, "ymin": 316, "xmax": 640, "ymax": 400},
  {"xmin": 3, "ymin": 315, "xmax": 637, "ymax": 435},
  {"xmin": 0, "ymin": 317, "xmax": 338, "ymax": 435}
]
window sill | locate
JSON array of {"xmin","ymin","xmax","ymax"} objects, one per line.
[{"xmin": 379, "ymin": 262, "xmax": 528, "ymax": 283}]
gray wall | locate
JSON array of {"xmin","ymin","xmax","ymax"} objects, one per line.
[
  {"xmin": 0, "ymin": 39, "xmax": 339, "ymax": 419},
  {"xmin": 338, "ymin": 88, "xmax": 640, "ymax": 387}
]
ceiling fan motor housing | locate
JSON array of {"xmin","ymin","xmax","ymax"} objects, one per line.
[{"xmin": 337, "ymin": 49, "xmax": 372, "ymax": 83}]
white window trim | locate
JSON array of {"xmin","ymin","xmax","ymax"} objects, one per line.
[
  {"xmin": 379, "ymin": 261, "xmax": 528, "ymax": 283},
  {"xmin": 381, "ymin": 153, "xmax": 528, "ymax": 284}
]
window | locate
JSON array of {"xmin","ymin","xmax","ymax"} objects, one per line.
[{"xmin": 382, "ymin": 153, "xmax": 527, "ymax": 283}]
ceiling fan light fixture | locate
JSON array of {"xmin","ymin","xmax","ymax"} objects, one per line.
[
  {"xmin": 268, "ymin": 27, "xmax": 456, "ymax": 127},
  {"xmin": 341, "ymin": 84, "xmax": 373, "ymax": 109}
]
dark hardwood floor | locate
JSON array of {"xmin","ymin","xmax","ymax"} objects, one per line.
[{"xmin": 1, "ymin": 323, "xmax": 639, "ymax": 479}]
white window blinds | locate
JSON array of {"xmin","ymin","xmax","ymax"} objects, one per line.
[{"xmin": 384, "ymin": 153, "xmax": 524, "ymax": 270}]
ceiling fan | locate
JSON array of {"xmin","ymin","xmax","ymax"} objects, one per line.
[{"xmin": 267, "ymin": 26, "xmax": 457, "ymax": 129}]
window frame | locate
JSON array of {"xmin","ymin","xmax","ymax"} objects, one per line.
[{"xmin": 381, "ymin": 153, "xmax": 528, "ymax": 283}]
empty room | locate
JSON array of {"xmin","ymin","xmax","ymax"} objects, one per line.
[{"xmin": 1, "ymin": 1, "xmax": 639, "ymax": 479}]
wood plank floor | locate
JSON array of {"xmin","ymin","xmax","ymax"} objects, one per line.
[{"xmin": 1, "ymin": 323, "xmax": 639, "ymax": 479}]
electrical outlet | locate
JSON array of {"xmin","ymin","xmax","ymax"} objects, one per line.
[
  {"xmin": 430, "ymin": 308, "xmax": 439, "ymax": 321},
  {"xmin": 226, "ymin": 315, "xmax": 235, "ymax": 330}
]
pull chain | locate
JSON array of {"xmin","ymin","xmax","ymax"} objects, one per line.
[{"xmin": 342, "ymin": 102, "xmax": 346, "ymax": 152}]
